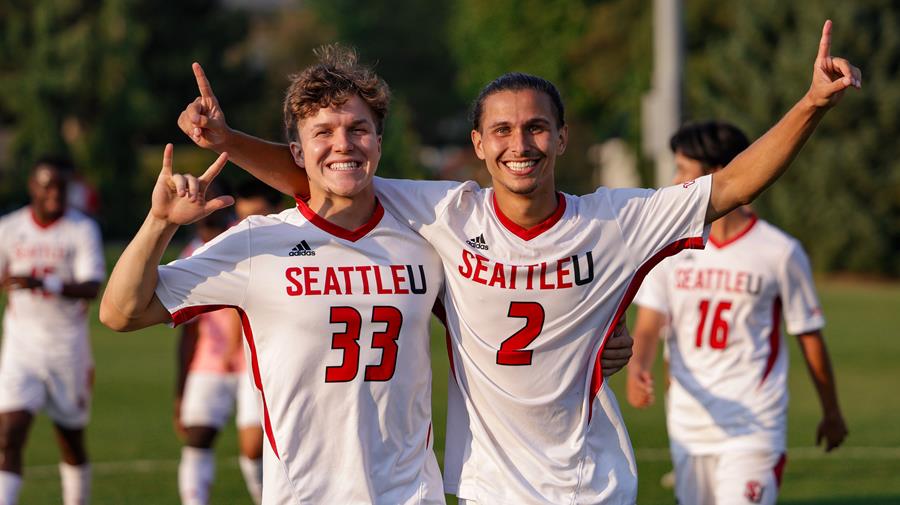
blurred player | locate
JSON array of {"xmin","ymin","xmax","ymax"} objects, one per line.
[
  {"xmin": 175, "ymin": 180, "xmax": 278, "ymax": 505},
  {"xmin": 627, "ymin": 121, "xmax": 848, "ymax": 505},
  {"xmin": 0, "ymin": 157, "xmax": 105, "ymax": 505},
  {"xmin": 176, "ymin": 20, "xmax": 860, "ymax": 504}
]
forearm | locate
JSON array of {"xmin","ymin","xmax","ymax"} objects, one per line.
[
  {"xmin": 708, "ymin": 95, "xmax": 827, "ymax": 221},
  {"xmin": 221, "ymin": 130, "xmax": 307, "ymax": 197},
  {"xmin": 176, "ymin": 325, "xmax": 198, "ymax": 396},
  {"xmin": 630, "ymin": 328, "xmax": 660, "ymax": 373},
  {"xmin": 797, "ymin": 332, "xmax": 843, "ymax": 416},
  {"xmin": 100, "ymin": 214, "xmax": 178, "ymax": 330}
]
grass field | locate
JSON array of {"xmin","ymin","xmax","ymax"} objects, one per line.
[{"xmin": 8, "ymin": 253, "xmax": 900, "ymax": 504}]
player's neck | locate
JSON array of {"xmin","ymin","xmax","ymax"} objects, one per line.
[
  {"xmin": 30, "ymin": 205, "xmax": 63, "ymax": 226},
  {"xmin": 710, "ymin": 207, "xmax": 754, "ymax": 243},
  {"xmin": 492, "ymin": 185, "xmax": 559, "ymax": 229},
  {"xmin": 305, "ymin": 188, "xmax": 378, "ymax": 230}
]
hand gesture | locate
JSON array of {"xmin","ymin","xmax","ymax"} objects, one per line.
[
  {"xmin": 807, "ymin": 20, "xmax": 862, "ymax": 109},
  {"xmin": 626, "ymin": 368, "xmax": 655, "ymax": 409},
  {"xmin": 177, "ymin": 63, "xmax": 230, "ymax": 150},
  {"xmin": 151, "ymin": 144, "xmax": 234, "ymax": 225},
  {"xmin": 816, "ymin": 411, "xmax": 848, "ymax": 452},
  {"xmin": 601, "ymin": 320, "xmax": 634, "ymax": 377}
]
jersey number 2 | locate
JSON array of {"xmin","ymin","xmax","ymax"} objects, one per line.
[
  {"xmin": 497, "ymin": 302, "xmax": 545, "ymax": 366},
  {"xmin": 695, "ymin": 299, "xmax": 732, "ymax": 349},
  {"xmin": 325, "ymin": 306, "xmax": 402, "ymax": 382}
]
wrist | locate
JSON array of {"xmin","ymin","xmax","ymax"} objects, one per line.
[{"xmin": 42, "ymin": 274, "xmax": 64, "ymax": 295}]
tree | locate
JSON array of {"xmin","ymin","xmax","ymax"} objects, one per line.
[
  {"xmin": 0, "ymin": 0, "xmax": 151, "ymax": 234},
  {"xmin": 685, "ymin": 1, "xmax": 900, "ymax": 275}
]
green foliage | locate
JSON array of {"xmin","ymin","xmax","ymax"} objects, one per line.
[
  {"xmin": 685, "ymin": 1, "xmax": 900, "ymax": 275},
  {"xmin": 0, "ymin": 0, "xmax": 151, "ymax": 233}
]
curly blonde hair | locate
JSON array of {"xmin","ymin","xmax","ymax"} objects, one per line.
[{"xmin": 283, "ymin": 44, "xmax": 391, "ymax": 142}]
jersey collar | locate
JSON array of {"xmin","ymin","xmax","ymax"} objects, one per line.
[
  {"xmin": 492, "ymin": 192, "xmax": 566, "ymax": 241},
  {"xmin": 30, "ymin": 207, "xmax": 63, "ymax": 230},
  {"xmin": 294, "ymin": 196, "xmax": 384, "ymax": 242},
  {"xmin": 709, "ymin": 213, "xmax": 758, "ymax": 249}
]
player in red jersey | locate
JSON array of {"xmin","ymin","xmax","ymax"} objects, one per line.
[
  {"xmin": 177, "ymin": 21, "xmax": 859, "ymax": 504},
  {"xmin": 0, "ymin": 157, "xmax": 105, "ymax": 505},
  {"xmin": 627, "ymin": 121, "xmax": 847, "ymax": 505}
]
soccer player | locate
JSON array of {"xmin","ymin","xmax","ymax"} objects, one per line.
[
  {"xmin": 174, "ymin": 180, "xmax": 274, "ymax": 505},
  {"xmin": 626, "ymin": 121, "xmax": 847, "ymax": 505},
  {"xmin": 179, "ymin": 21, "xmax": 859, "ymax": 503},
  {"xmin": 0, "ymin": 157, "xmax": 105, "ymax": 505}
]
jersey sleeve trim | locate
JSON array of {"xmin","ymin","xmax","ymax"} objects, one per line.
[
  {"xmin": 587, "ymin": 235, "xmax": 704, "ymax": 422},
  {"xmin": 172, "ymin": 304, "xmax": 281, "ymax": 460},
  {"xmin": 293, "ymin": 196, "xmax": 385, "ymax": 242},
  {"xmin": 491, "ymin": 192, "xmax": 567, "ymax": 240}
]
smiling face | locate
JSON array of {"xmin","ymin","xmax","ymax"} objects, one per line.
[
  {"xmin": 290, "ymin": 94, "xmax": 382, "ymax": 203},
  {"xmin": 471, "ymin": 89, "xmax": 567, "ymax": 201}
]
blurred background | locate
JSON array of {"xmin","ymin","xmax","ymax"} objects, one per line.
[
  {"xmin": 1, "ymin": 0, "xmax": 897, "ymax": 276},
  {"xmin": 0, "ymin": 1, "xmax": 898, "ymax": 503}
]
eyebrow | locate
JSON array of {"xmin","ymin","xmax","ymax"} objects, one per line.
[
  {"xmin": 309, "ymin": 119, "xmax": 373, "ymax": 130},
  {"xmin": 486, "ymin": 117, "xmax": 552, "ymax": 130}
]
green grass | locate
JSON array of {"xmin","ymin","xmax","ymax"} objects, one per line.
[{"xmin": 9, "ymin": 274, "xmax": 900, "ymax": 504}]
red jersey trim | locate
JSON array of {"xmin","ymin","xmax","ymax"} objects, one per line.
[
  {"xmin": 431, "ymin": 300, "xmax": 457, "ymax": 379},
  {"xmin": 294, "ymin": 196, "xmax": 385, "ymax": 242},
  {"xmin": 492, "ymin": 192, "xmax": 566, "ymax": 241},
  {"xmin": 709, "ymin": 213, "xmax": 758, "ymax": 249},
  {"xmin": 587, "ymin": 236, "xmax": 705, "ymax": 423},
  {"xmin": 30, "ymin": 208, "xmax": 63, "ymax": 230},
  {"xmin": 760, "ymin": 297, "xmax": 782, "ymax": 386},
  {"xmin": 171, "ymin": 304, "xmax": 280, "ymax": 459}
]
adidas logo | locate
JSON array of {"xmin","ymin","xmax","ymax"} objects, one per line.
[
  {"xmin": 289, "ymin": 240, "xmax": 316, "ymax": 256},
  {"xmin": 465, "ymin": 233, "xmax": 489, "ymax": 251}
]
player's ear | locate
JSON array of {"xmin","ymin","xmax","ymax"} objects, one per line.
[
  {"xmin": 289, "ymin": 141, "xmax": 305, "ymax": 169},
  {"xmin": 557, "ymin": 124, "xmax": 568, "ymax": 156},
  {"xmin": 471, "ymin": 129, "xmax": 486, "ymax": 160}
]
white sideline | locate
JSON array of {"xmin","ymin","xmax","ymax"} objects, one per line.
[{"xmin": 20, "ymin": 447, "xmax": 900, "ymax": 478}]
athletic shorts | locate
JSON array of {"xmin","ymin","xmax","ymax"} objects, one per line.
[
  {"xmin": 0, "ymin": 357, "xmax": 93, "ymax": 429},
  {"xmin": 673, "ymin": 451, "xmax": 786, "ymax": 505},
  {"xmin": 180, "ymin": 371, "xmax": 261, "ymax": 429}
]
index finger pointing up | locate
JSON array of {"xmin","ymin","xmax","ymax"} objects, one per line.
[
  {"xmin": 817, "ymin": 19, "xmax": 832, "ymax": 60},
  {"xmin": 192, "ymin": 62, "xmax": 216, "ymax": 99}
]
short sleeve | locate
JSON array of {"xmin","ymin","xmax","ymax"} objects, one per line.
[
  {"xmin": 779, "ymin": 240, "xmax": 825, "ymax": 334},
  {"xmin": 609, "ymin": 175, "xmax": 712, "ymax": 267},
  {"xmin": 155, "ymin": 220, "xmax": 252, "ymax": 326},
  {"xmin": 633, "ymin": 259, "xmax": 671, "ymax": 316},
  {"xmin": 374, "ymin": 177, "xmax": 471, "ymax": 231},
  {"xmin": 73, "ymin": 218, "xmax": 106, "ymax": 283}
]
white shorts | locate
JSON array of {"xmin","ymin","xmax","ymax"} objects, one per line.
[
  {"xmin": 673, "ymin": 451, "xmax": 786, "ymax": 505},
  {"xmin": 180, "ymin": 371, "xmax": 261, "ymax": 429},
  {"xmin": 0, "ymin": 358, "xmax": 93, "ymax": 429}
]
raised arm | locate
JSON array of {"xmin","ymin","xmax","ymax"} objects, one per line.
[
  {"xmin": 99, "ymin": 145, "xmax": 234, "ymax": 332},
  {"xmin": 796, "ymin": 330, "xmax": 847, "ymax": 452},
  {"xmin": 706, "ymin": 20, "xmax": 861, "ymax": 222},
  {"xmin": 178, "ymin": 63, "xmax": 305, "ymax": 197},
  {"xmin": 626, "ymin": 306, "xmax": 667, "ymax": 408}
]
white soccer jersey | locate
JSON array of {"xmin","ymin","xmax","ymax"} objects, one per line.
[
  {"xmin": 155, "ymin": 200, "xmax": 445, "ymax": 505},
  {"xmin": 0, "ymin": 207, "xmax": 105, "ymax": 363},
  {"xmin": 374, "ymin": 175, "xmax": 711, "ymax": 505},
  {"xmin": 634, "ymin": 215, "xmax": 824, "ymax": 456}
]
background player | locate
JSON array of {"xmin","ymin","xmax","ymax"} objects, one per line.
[
  {"xmin": 174, "ymin": 180, "xmax": 280, "ymax": 505},
  {"xmin": 626, "ymin": 121, "xmax": 847, "ymax": 505},
  {"xmin": 177, "ymin": 22, "xmax": 859, "ymax": 503},
  {"xmin": 0, "ymin": 157, "xmax": 105, "ymax": 505}
]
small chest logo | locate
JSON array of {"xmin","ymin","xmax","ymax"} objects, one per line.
[
  {"xmin": 744, "ymin": 480, "xmax": 765, "ymax": 503},
  {"xmin": 465, "ymin": 233, "xmax": 489, "ymax": 251},
  {"xmin": 289, "ymin": 240, "xmax": 316, "ymax": 256}
]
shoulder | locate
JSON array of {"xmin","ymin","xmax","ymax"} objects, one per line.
[
  {"xmin": 64, "ymin": 209, "xmax": 101, "ymax": 232},
  {"xmin": 751, "ymin": 219, "xmax": 801, "ymax": 253}
]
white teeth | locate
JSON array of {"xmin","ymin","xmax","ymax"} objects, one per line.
[
  {"xmin": 329, "ymin": 161, "xmax": 359, "ymax": 171},
  {"xmin": 505, "ymin": 160, "xmax": 537, "ymax": 170}
]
